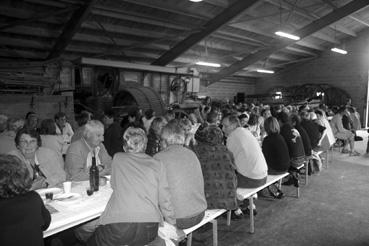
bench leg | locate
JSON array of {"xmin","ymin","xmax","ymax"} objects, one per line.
[
  {"xmin": 226, "ymin": 210, "xmax": 231, "ymax": 226},
  {"xmin": 278, "ymin": 178, "xmax": 282, "ymax": 190},
  {"xmin": 325, "ymin": 150, "xmax": 329, "ymax": 169},
  {"xmin": 186, "ymin": 233, "xmax": 192, "ymax": 246},
  {"xmin": 211, "ymin": 219, "xmax": 218, "ymax": 246},
  {"xmin": 305, "ymin": 161, "xmax": 308, "ymax": 185},
  {"xmin": 248, "ymin": 196, "xmax": 255, "ymax": 234}
]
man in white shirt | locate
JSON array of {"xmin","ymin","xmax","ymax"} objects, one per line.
[{"xmin": 222, "ymin": 114, "xmax": 268, "ymax": 188}]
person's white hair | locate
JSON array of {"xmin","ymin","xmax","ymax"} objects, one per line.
[
  {"xmin": 83, "ymin": 120, "xmax": 104, "ymax": 139},
  {"xmin": 161, "ymin": 122, "xmax": 185, "ymax": 146},
  {"xmin": 123, "ymin": 127, "xmax": 147, "ymax": 153}
]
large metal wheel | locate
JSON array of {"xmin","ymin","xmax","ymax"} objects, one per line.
[{"xmin": 113, "ymin": 84, "xmax": 166, "ymax": 116}]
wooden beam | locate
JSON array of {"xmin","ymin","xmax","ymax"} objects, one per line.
[
  {"xmin": 0, "ymin": 6, "xmax": 78, "ymax": 31},
  {"xmin": 210, "ymin": 0, "xmax": 369, "ymax": 84},
  {"xmin": 265, "ymin": 0, "xmax": 357, "ymax": 37},
  {"xmin": 47, "ymin": 0, "xmax": 97, "ymax": 59},
  {"xmin": 119, "ymin": 0, "xmax": 212, "ymax": 20},
  {"xmin": 151, "ymin": 0, "xmax": 260, "ymax": 66},
  {"xmin": 321, "ymin": 0, "xmax": 369, "ymax": 27}
]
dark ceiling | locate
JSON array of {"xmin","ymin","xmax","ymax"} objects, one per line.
[{"xmin": 1, "ymin": 0, "xmax": 369, "ymax": 84}]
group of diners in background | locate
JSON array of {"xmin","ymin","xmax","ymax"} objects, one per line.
[{"xmin": 0, "ymin": 97, "xmax": 367, "ymax": 246}]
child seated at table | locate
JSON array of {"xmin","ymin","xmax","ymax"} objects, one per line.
[{"xmin": 0, "ymin": 154, "xmax": 51, "ymax": 246}]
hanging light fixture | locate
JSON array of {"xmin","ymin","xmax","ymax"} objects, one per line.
[
  {"xmin": 256, "ymin": 69, "xmax": 274, "ymax": 74},
  {"xmin": 331, "ymin": 47, "xmax": 348, "ymax": 55},
  {"xmin": 274, "ymin": 2, "xmax": 300, "ymax": 41},
  {"xmin": 196, "ymin": 61, "xmax": 221, "ymax": 67},
  {"xmin": 275, "ymin": 31, "xmax": 300, "ymax": 41},
  {"xmin": 256, "ymin": 58, "xmax": 274, "ymax": 74},
  {"xmin": 331, "ymin": 25, "xmax": 348, "ymax": 55},
  {"xmin": 195, "ymin": 38, "xmax": 221, "ymax": 67}
]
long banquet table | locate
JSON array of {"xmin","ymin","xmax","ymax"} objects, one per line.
[{"xmin": 43, "ymin": 181, "xmax": 112, "ymax": 238}]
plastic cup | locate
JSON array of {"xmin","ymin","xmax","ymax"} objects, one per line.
[{"xmin": 63, "ymin": 181, "xmax": 72, "ymax": 194}]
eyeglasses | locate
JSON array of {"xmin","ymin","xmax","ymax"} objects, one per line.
[{"xmin": 19, "ymin": 139, "xmax": 38, "ymax": 146}]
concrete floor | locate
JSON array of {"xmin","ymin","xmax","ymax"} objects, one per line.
[{"xmin": 193, "ymin": 132, "xmax": 369, "ymax": 246}]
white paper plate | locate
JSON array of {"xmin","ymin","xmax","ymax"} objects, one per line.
[
  {"xmin": 36, "ymin": 187, "xmax": 63, "ymax": 197},
  {"xmin": 54, "ymin": 193, "xmax": 81, "ymax": 203}
]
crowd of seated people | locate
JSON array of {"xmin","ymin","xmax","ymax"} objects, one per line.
[{"xmin": 0, "ymin": 98, "xmax": 367, "ymax": 246}]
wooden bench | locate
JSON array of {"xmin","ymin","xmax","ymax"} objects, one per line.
[
  {"xmin": 159, "ymin": 209, "xmax": 227, "ymax": 246},
  {"xmin": 229, "ymin": 172, "xmax": 290, "ymax": 233}
]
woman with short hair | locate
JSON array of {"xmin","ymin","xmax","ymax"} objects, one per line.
[
  {"xmin": 9, "ymin": 127, "xmax": 66, "ymax": 190},
  {"xmin": 0, "ymin": 154, "xmax": 51, "ymax": 246},
  {"xmin": 86, "ymin": 127, "xmax": 176, "ymax": 246},
  {"xmin": 262, "ymin": 117, "xmax": 290, "ymax": 174}
]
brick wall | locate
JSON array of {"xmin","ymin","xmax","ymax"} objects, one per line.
[{"xmin": 256, "ymin": 29, "xmax": 369, "ymax": 126}]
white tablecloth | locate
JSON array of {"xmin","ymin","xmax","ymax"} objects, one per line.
[{"xmin": 43, "ymin": 181, "xmax": 112, "ymax": 238}]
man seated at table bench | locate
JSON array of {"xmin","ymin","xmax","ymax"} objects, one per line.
[
  {"xmin": 77, "ymin": 127, "xmax": 178, "ymax": 246},
  {"xmin": 154, "ymin": 121, "xmax": 207, "ymax": 229},
  {"xmin": 65, "ymin": 120, "xmax": 112, "ymax": 181},
  {"xmin": 221, "ymin": 115, "xmax": 268, "ymax": 217}
]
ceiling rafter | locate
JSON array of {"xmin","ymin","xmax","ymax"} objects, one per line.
[
  {"xmin": 151, "ymin": 0, "xmax": 261, "ymax": 66},
  {"xmin": 210, "ymin": 0, "xmax": 369, "ymax": 84},
  {"xmin": 265, "ymin": 0, "xmax": 357, "ymax": 37},
  {"xmin": 321, "ymin": 0, "xmax": 369, "ymax": 27},
  {"xmin": 92, "ymin": 5, "xmax": 196, "ymax": 31},
  {"xmin": 119, "ymin": 0, "xmax": 212, "ymax": 20},
  {"xmin": 0, "ymin": 5, "xmax": 77, "ymax": 31},
  {"xmin": 47, "ymin": 0, "xmax": 97, "ymax": 59}
]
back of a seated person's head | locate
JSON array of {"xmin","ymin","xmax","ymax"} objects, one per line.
[
  {"xmin": 290, "ymin": 114, "xmax": 302, "ymax": 127},
  {"xmin": 276, "ymin": 111, "xmax": 290, "ymax": 125},
  {"xmin": 201, "ymin": 126, "xmax": 224, "ymax": 145},
  {"xmin": 264, "ymin": 117, "xmax": 280, "ymax": 135},
  {"xmin": 144, "ymin": 109, "xmax": 154, "ymax": 119},
  {"xmin": 224, "ymin": 114, "xmax": 241, "ymax": 127},
  {"xmin": 0, "ymin": 154, "xmax": 32, "ymax": 199},
  {"xmin": 76, "ymin": 111, "xmax": 91, "ymax": 127},
  {"xmin": 207, "ymin": 111, "xmax": 218, "ymax": 124},
  {"xmin": 247, "ymin": 113, "xmax": 259, "ymax": 126},
  {"xmin": 161, "ymin": 121, "xmax": 185, "ymax": 146},
  {"xmin": 39, "ymin": 119, "xmax": 57, "ymax": 135},
  {"xmin": 123, "ymin": 127, "xmax": 147, "ymax": 153}
]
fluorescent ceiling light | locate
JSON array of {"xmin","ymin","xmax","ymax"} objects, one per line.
[
  {"xmin": 196, "ymin": 61, "xmax": 221, "ymax": 67},
  {"xmin": 256, "ymin": 69, "xmax": 274, "ymax": 74},
  {"xmin": 331, "ymin": 47, "xmax": 348, "ymax": 55},
  {"xmin": 275, "ymin": 31, "xmax": 300, "ymax": 41},
  {"xmin": 189, "ymin": 0, "xmax": 202, "ymax": 2}
]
